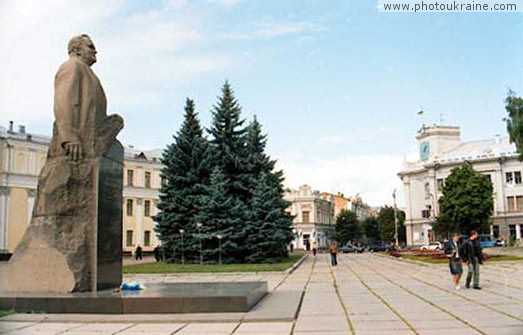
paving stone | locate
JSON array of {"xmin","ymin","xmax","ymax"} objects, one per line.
[
  {"xmin": 176, "ymin": 322, "xmax": 237, "ymax": 334},
  {"xmin": 0, "ymin": 322, "xmax": 35, "ymax": 333},
  {"xmin": 234, "ymin": 322, "xmax": 292, "ymax": 333},
  {"xmin": 68, "ymin": 323, "xmax": 134, "ymax": 333},
  {"xmin": 120, "ymin": 323, "xmax": 186, "ymax": 333}
]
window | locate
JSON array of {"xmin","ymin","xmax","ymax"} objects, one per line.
[
  {"xmin": 302, "ymin": 211, "xmax": 310, "ymax": 223},
  {"xmin": 145, "ymin": 171, "xmax": 151, "ymax": 188},
  {"xmin": 144, "ymin": 200, "xmax": 151, "ymax": 217},
  {"xmin": 421, "ymin": 209, "xmax": 431, "ymax": 218},
  {"xmin": 126, "ymin": 199, "xmax": 133, "ymax": 216},
  {"xmin": 127, "ymin": 169, "xmax": 134, "ymax": 186},
  {"xmin": 507, "ymin": 196, "xmax": 516, "ymax": 212},
  {"xmin": 126, "ymin": 230, "xmax": 133, "ymax": 246},
  {"xmin": 493, "ymin": 225, "xmax": 500, "ymax": 238},
  {"xmin": 144, "ymin": 230, "xmax": 151, "ymax": 246},
  {"xmin": 516, "ymin": 171, "xmax": 522, "ymax": 184},
  {"xmin": 516, "ymin": 196, "xmax": 523, "ymax": 211},
  {"xmin": 506, "ymin": 172, "xmax": 514, "ymax": 184},
  {"xmin": 437, "ymin": 178, "xmax": 444, "ymax": 191},
  {"xmin": 483, "ymin": 174, "xmax": 492, "ymax": 182}
]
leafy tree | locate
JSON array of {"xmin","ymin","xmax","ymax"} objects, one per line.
[
  {"xmin": 197, "ymin": 167, "xmax": 247, "ymax": 263},
  {"xmin": 362, "ymin": 216, "xmax": 380, "ymax": 243},
  {"xmin": 245, "ymin": 173, "xmax": 293, "ymax": 263},
  {"xmin": 335, "ymin": 209, "xmax": 362, "ymax": 243},
  {"xmin": 154, "ymin": 98, "xmax": 210, "ymax": 262},
  {"xmin": 504, "ymin": 90, "xmax": 523, "ymax": 161},
  {"xmin": 437, "ymin": 164, "xmax": 493, "ymax": 234},
  {"xmin": 208, "ymin": 81, "xmax": 249, "ymax": 202},
  {"xmin": 377, "ymin": 206, "xmax": 406, "ymax": 243}
]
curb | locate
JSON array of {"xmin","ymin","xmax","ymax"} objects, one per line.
[{"xmin": 285, "ymin": 254, "xmax": 308, "ymax": 274}]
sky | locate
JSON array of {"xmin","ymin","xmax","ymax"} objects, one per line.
[{"xmin": 1, "ymin": 0, "xmax": 522, "ymax": 207}]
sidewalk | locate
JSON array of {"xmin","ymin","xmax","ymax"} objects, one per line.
[{"xmin": 2, "ymin": 253, "xmax": 523, "ymax": 334}]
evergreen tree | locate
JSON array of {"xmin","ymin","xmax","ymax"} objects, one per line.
[
  {"xmin": 154, "ymin": 98, "xmax": 210, "ymax": 262},
  {"xmin": 504, "ymin": 90, "xmax": 523, "ymax": 161},
  {"xmin": 197, "ymin": 167, "xmax": 247, "ymax": 263},
  {"xmin": 377, "ymin": 206, "xmax": 406, "ymax": 243},
  {"xmin": 245, "ymin": 173, "xmax": 293, "ymax": 263},
  {"xmin": 245, "ymin": 117, "xmax": 274, "ymax": 178},
  {"xmin": 208, "ymin": 81, "xmax": 250, "ymax": 202},
  {"xmin": 335, "ymin": 209, "xmax": 362, "ymax": 243},
  {"xmin": 437, "ymin": 164, "xmax": 493, "ymax": 234}
]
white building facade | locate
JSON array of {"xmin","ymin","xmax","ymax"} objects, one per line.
[
  {"xmin": 285, "ymin": 185, "xmax": 335, "ymax": 250},
  {"xmin": 399, "ymin": 124, "xmax": 523, "ymax": 246},
  {"xmin": 0, "ymin": 123, "xmax": 163, "ymax": 256}
]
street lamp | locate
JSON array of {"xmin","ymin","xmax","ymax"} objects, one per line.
[
  {"xmin": 393, "ymin": 189, "xmax": 399, "ymax": 247},
  {"xmin": 179, "ymin": 229, "xmax": 185, "ymax": 264},
  {"xmin": 196, "ymin": 222, "xmax": 203, "ymax": 265},
  {"xmin": 216, "ymin": 234, "xmax": 223, "ymax": 264}
]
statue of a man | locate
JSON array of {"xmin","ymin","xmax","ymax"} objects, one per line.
[
  {"xmin": 50, "ymin": 34, "xmax": 122, "ymax": 160},
  {"xmin": 5, "ymin": 34, "xmax": 124, "ymax": 293}
]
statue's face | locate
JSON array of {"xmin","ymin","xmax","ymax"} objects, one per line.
[{"xmin": 79, "ymin": 37, "xmax": 97, "ymax": 66}]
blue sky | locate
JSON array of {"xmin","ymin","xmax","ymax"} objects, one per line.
[{"xmin": 1, "ymin": 0, "xmax": 522, "ymax": 206}]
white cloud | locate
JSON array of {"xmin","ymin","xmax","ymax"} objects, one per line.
[
  {"xmin": 0, "ymin": 1, "xmax": 238, "ymax": 125},
  {"xmin": 255, "ymin": 22, "xmax": 318, "ymax": 38},
  {"xmin": 218, "ymin": 21, "xmax": 323, "ymax": 40},
  {"xmin": 206, "ymin": 0, "xmax": 242, "ymax": 7},
  {"xmin": 276, "ymin": 153, "xmax": 405, "ymax": 207}
]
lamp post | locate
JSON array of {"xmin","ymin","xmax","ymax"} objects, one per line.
[
  {"xmin": 216, "ymin": 234, "xmax": 222, "ymax": 264},
  {"xmin": 196, "ymin": 222, "xmax": 203, "ymax": 265},
  {"xmin": 179, "ymin": 229, "xmax": 185, "ymax": 264},
  {"xmin": 393, "ymin": 189, "xmax": 399, "ymax": 246}
]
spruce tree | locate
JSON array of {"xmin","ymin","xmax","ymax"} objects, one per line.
[
  {"xmin": 245, "ymin": 173, "xmax": 293, "ymax": 263},
  {"xmin": 197, "ymin": 167, "xmax": 247, "ymax": 263},
  {"xmin": 208, "ymin": 81, "xmax": 250, "ymax": 202},
  {"xmin": 154, "ymin": 98, "xmax": 210, "ymax": 262}
]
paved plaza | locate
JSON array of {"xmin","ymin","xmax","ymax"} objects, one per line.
[{"xmin": 1, "ymin": 253, "xmax": 523, "ymax": 334}]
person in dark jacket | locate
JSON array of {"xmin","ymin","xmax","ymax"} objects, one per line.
[
  {"xmin": 462, "ymin": 230, "xmax": 483, "ymax": 289},
  {"xmin": 135, "ymin": 245, "xmax": 143, "ymax": 260},
  {"xmin": 444, "ymin": 233, "xmax": 463, "ymax": 290},
  {"xmin": 153, "ymin": 245, "xmax": 161, "ymax": 262}
]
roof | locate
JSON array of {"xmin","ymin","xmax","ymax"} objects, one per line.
[
  {"xmin": 434, "ymin": 137, "xmax": 517, "ymax": 164},
  {"xmin": 0, "ymin": 125, "xmax": 163, "ymax": 162}
]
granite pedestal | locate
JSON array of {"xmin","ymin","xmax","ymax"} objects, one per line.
[{"xmin": 0, "ymin": 281, "xmax": 267, "ymax": 314}]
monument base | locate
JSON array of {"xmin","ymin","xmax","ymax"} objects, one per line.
[{"xmin": 0, "ymin": 282, "xmax": 267, "ymax": 314}]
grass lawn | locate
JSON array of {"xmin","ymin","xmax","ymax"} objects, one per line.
[
  {"xmin": 123, "ymin": 254, "xmax": 304, "ymax": 274},
  {"xmin": 399, "ymin": 254, "xmax": 523, "ymax": 264}
]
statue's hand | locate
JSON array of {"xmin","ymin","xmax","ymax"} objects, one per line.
[{"xmin": 64, "ymin": 142, "xmax": 82, "ymax": 161}]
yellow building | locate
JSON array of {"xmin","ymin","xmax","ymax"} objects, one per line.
[{"xmin": 0, "ymin": 122, "xmax": 163, "ymax": 256}]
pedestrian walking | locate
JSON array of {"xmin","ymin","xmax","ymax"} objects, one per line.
[
  {"xmin": 134, "ymin": 245, "xmax": 142, "ymax": 260},
  {"xmin": 329, "ymin": 242, "xmax": 338, "ymax": 266},
  {"xmin": 444, "ymin": 233, "xmax": 463, "ymax": 290},
  {"xmin": 153, "ymin": 245, "xmax": 161, "ymax": 262},
  {"xmin": 462, "ymin": 230, "xmax": 483, "ymax": 289},
  {"xmin": 312, "ymin": 240, "xmax": 318, "ymax": 256}
]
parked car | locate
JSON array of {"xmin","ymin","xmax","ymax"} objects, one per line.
[
  {"xmin": 495, "ymin": 238, "xmax": 506, "ymax": 247},
  {"xmin": 368, "ymin": 243, "xmax": 392, "ymax": 252},
  {"xmin": 459, "ymin": 234, "xmax": 495, "ymax": 248},
  {"xmin": 420, "ymin": 241, "xmax": 443, "ymax": 251},
  {"xmin": 478, "ymin": 234, "xmax": 496, "ymax": 248},
  {"xmin": 340, "ymin": 243, "xmax": 364, "ymax": 253}
]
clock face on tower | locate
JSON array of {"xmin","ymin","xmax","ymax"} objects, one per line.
[{"xmin": 420, "ymin": 141, "xmax": 430, "ymax": 161}]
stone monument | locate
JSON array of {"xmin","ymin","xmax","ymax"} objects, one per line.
[{"xmin": 5, "ymin": 34, "xmax": 124, "ymax": 293}]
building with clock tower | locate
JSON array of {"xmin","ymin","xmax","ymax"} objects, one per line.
[{"xmin": 399, "ymin": 124, "xmax": 523, "ymax": 246}]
